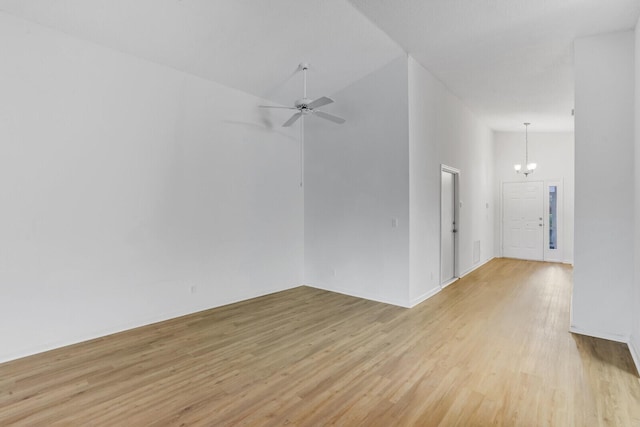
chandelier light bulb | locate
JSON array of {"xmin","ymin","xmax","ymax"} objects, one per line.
[{"xmin": 514, "ymin": 122, "xmax": 536, "ymax": 177}]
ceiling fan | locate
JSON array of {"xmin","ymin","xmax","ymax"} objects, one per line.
[{"xmin": 259, "ymin": 63, "xmax": 346, "ymax": 127}]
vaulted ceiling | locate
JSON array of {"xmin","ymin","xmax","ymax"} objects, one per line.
[
  {"xmin": 349, "ymin": 0, "xmax": 640, "ymax": 131},
  {"xmin": 1, "ymin": 0, "xmax": 638, "ymax": 132}
]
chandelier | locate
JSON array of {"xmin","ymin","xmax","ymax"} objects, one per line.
[{"xmin": 514, "ymin": 122, "xmax": 536, "ymax": 177}]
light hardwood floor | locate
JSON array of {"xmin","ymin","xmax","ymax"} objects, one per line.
[{"xmin": 1, "ymin": 259, "xmax": 639, "ymax": 426}]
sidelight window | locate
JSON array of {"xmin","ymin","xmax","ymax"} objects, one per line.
[{"xmin": 549, "ymin": 186, "xmax": 557, "ymax": 250}]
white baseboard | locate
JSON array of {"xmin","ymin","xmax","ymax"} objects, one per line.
[
  {"xmin": 569, "ymin": 325, "xmax": 630, "ymax": 343},
  {"xmin": 459, "ymin": 257, "xmax": 495, "ymax": 278},
  {"xmin": 409, "ymin": 258, "xmax": 497, "ymax": 308},
  {"xmin": 629, "ymin": 336, "xmax": 640, "ymax": 376},
  {"xmin": 440, "ymin": 277, "xmax": 459, "ymax": 289},
  {"xmin": 0, "ymin": 283, "xmax": 300, "ymax": 364},
  {"xmin": 306, "ymin": 284, "xmax": 410, "ymax": 308},
  {"xmin": 409, "ymin": 286, "xmax": 442, "ymax": 308}
]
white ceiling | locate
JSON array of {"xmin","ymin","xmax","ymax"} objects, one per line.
[
  {"xmin": 349, "ymin": 0, "xmax": 640, "ymax": 131},
  {"xmin": 0, "ymin": 0, "xmax": 404, "ymax": 108},
  {"xmin": 1, "ymin": 0, "xmax": 639, "ymax": 131}
]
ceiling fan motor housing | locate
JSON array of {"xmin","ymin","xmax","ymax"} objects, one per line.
[{"xmin": 295, "ymin": 98, "xmax": 313, "ymax": 112}]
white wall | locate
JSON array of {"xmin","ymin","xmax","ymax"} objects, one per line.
[
  {"xmin": 493, "ymin": 132, "xmax": 575, "ymax": 264},
  {"xmin": 408, "ymin": 57, "xmax": 494, "ymax": 305},
  {"xmin": 305, "ymin": 56, "xmax": 495, "ymax": 308},
  {"xmin": 572, "ymin": 31, "xmax": 635, "ymax": 342},
  {"xmin": 304, "ymin": 56, "xmax": 411, "ymax": 307},
  {"xmin": 632, "ymin": 17, "xmax": 640, "ymax": 372},
  {"xmin": 0, "ymin": 12, "xmax": 303, "ymax": 363}
]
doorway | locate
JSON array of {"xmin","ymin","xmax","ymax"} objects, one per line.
[{"xmin": 440, "ymin": 165, "xmax": 459, "ymax": 287}]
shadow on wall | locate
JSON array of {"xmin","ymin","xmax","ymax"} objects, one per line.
[{"xmin": 221, "ymin": 119, "xmax": 297, "ymax": 142}]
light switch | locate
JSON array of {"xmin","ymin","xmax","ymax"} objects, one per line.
[{"xmin": 392, "ymin": 218, "xmax": 399, "ymax": 228}]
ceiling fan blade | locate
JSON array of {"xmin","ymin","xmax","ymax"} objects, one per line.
[
  {"xmin": 314, "ymin": 110, "xmax": 345, "ymax": 124},
  {"xmin": 282, "ymin": 112, "xmax": 303, "ymax": 127},
  {"xmin": 307, "ymin": 96, "xmax": 334, "ymax": 109},
  {"xmin": 259, "ymin": 105, "xmax": 297, "ymax": 110}
]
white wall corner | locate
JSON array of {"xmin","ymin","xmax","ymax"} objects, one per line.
[
  {"xmin": 306, "ymin": 283, "xmax": 411, "ymax": 309},
  {"xmin": 409, "ymin": 286, "xmax": 442, "ymax": 308},
  {"xmin": 304, "ymin": 56, "xmax": 411, "ymax": 311},
  {"xmin": 410, "ymin": 257, "xmax": 496, "ymax": 308},
  {"xmin": 569, "ymin": 325, "xmax": 630, "ymax": 344},
  {"xmin": 629, "ymin": 335, "xmax": 640, "ymax": 376},
  {"xmin": 459, "ymin": 257, "xmax": 496, "ymax": 278}
]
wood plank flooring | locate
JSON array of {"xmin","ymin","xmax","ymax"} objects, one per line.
[{"xmin": 1, "ymin": 258, "xmax": 639, "ymax": 426}]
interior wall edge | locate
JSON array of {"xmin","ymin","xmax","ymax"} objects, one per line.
[
  {"xmin": 409, "ymin": 286, "xmax": 442, "ymax": 308},
  {"xmin": 306, "ymin": 283, "xmax": 411, "ymax": 309},
  {"xmin": 407, "ymin": 256, "xmax": 497, "ymax": 310},
  {"xmin": 629, "ymin": 336, "xmax": 640, "ymax": 376},
  {"xmin": 569, "ymin": 325, "xmax": 630, "ymax": 344},
  {"xmin": 458, "ymin": 256, "xmax": 496, "ymax": 279}
]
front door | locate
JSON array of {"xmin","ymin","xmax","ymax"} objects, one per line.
[{"xmin": 503, "ymin": 181, "xmax": 544, "ymax": 261}]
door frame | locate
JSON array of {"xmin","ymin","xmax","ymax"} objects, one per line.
[{"xmin": 440, "ymin": 164, "xmax": 460, "ymax": 288}]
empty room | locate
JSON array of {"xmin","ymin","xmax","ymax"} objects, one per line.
[{"xmin": 1, "ymin": 1, "xmax": 640, "ymax": 425}]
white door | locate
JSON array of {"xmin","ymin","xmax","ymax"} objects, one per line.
[
  {"xmin": 503, "ymin": 181, "xmax": 544, "ymax": 261},
  {"xmin": 441, "ymin": 170, "xmax": 456, "ymax": 284}
]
